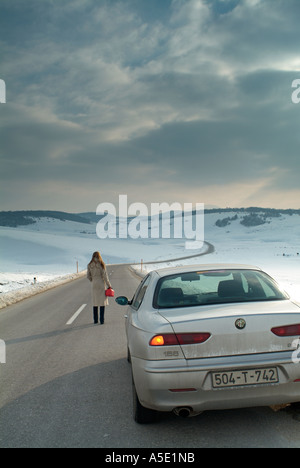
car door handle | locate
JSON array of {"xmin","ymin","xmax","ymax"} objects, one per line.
[{"xmin": 124, "ymin": 315, "xmax": 128, "ymax": 319}]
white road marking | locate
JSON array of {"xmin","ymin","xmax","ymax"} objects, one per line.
[{"xmin": 66, "ymin": 304, "xmax": 87, "ymax": 325}]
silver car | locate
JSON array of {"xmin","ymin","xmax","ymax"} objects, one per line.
[{"xmin": 116, "ymin": 264, "xmax": 300, "ymax": 423}]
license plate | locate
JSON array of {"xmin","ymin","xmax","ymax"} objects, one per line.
[{"xmin": 212, "ymin": 367, "xmax": 279, "ymax": 388}]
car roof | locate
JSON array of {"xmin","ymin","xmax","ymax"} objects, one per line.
[{"xmin": 154, "ymin": 263, "xmax": 262, "ymax": 278}]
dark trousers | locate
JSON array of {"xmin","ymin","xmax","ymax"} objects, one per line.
[{"xmin": 93, "ymin": 306, "xmax": 105, "ymax": 324}]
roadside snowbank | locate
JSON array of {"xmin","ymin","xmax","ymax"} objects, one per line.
[{"xmin": 0, "ymin": 271, "xmax": 86, "ymax": 310}]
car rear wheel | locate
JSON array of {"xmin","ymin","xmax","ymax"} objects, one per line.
[{"xmin": 132, "ymin": 378, "xmax": 157, "ymax": 424}]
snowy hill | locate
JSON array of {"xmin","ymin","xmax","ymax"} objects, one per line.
[
  {"xmin": 0, "ymin": 209, "xmax": 299, "ymax": 301},
  {"xmin": 0, "ymin": 210, "xmax": 91, "ymax": 228}
]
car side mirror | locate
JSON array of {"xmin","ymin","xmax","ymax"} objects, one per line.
[{"xmin": 115, "ymin": 296, "xmax": 130, "ymax": 306}]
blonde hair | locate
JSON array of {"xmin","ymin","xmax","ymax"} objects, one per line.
[{"xmin": 89, "ymin": 251, "xmax": 106, "ymax": 269}]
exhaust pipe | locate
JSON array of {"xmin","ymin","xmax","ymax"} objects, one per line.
[{"xmin": 174, "ymin": 407, "xmax": 192, "ymax": 418}]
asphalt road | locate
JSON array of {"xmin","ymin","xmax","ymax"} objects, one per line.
[{"xmin": 0, "ymin": 264, "xmax": 300, "ymax": 448}]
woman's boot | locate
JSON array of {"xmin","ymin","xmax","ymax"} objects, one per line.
[
  {"xmin": 93, "ymin": 306, "xmax": 98, "ymax": 324},
  {"xmin": 100, "ymin": 306, "xmax": 105, "ymax": 324}
]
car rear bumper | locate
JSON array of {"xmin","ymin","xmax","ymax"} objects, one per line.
[{"xmin": 131, "ymin": 351, "xmax": 300, "ymax": 412}]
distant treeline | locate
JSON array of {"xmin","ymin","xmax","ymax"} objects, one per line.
[
  {"xmin": 213, "ymin": 207, "xmax": 300, "ymax": 228},
  {"xmin": 206, "ymin": 207, "xmax": 300, "ymax": 216},
  {"xmin": 0, "ymin": 207, "xmax": 299, "ymax": 228},
  {"xmin": 0, "ymin": 211, "xmax": 91, "ymax": 227}
]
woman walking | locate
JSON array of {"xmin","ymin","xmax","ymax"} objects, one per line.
[{"xmin": 87, "ymin": 252, "xmax": 113, "ymax": 324}]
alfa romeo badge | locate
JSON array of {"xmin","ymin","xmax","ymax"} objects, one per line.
[{"xmin": 235, "ymin": 318, "xmax": 246, "ymax": 330}]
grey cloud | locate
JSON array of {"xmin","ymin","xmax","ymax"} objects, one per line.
[{"xmin": 1, "ymin": 0, "xmax": 300, "ymax": 210}]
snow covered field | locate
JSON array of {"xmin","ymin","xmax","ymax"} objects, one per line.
[{"xmin": 0, "ymin": 210, "xmax": 299, "ymax": 306}]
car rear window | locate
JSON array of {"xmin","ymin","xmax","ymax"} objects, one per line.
[{"xmin": 153, "ymin": 269, "xmax": 288, "ymax": 309}]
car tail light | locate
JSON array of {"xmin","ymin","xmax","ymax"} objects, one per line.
[
  {"xmin": 150, "ymin": 335, "xmax": 178, "ymax": 346},
  {"xmin": 150, "ymin": 333, "xmax": 210, "ymax": 346},
  {"xmin": 271, "ymin": 324, "xmax": 300, "ymax": 337},
  {"xmin": 177, "ymin": 333, "xmax": 211, "ymax": 344}
]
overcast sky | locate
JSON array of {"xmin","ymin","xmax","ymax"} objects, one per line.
[{"xmin": 1, "ymin": 0, "xmax": 300, "ymax": 212}]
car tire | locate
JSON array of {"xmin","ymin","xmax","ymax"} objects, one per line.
[{"xmin": 132, "ymin": 378, "xmax": 157, "ymax": 424}]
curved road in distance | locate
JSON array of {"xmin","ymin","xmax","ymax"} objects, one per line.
[{"xmin": 129, "ymin": 241, "xmax": 215, "ymax": 267}]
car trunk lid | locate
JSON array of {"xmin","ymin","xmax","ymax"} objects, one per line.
[{"xmin": 158, "ymin": 300, "xmax": 300, "ymax": 359}]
